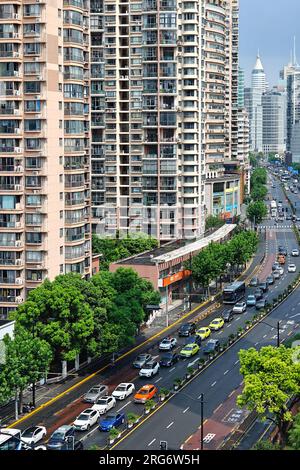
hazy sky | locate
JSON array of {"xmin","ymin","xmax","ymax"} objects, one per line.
[{"xmin": 239, "ymin": 0, "xmax": 300, "ymax": 87}]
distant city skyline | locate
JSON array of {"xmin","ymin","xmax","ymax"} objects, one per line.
[{"xmin": 240, "ymin": 0, "xmax": 300, "ymax": 87}]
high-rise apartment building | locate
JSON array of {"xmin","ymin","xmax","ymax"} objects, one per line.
[
  {"xmin": 0, "ymin": 1, "xmax": 92, "ymax": 319},
  {"xmin": 247, "ymin": 53, "xmax": 267, "ymax": 153},
  {"xmin": 238, "ymin": 67, "xmax": 245, "ymax": 108},
  {"xmin": 262, "ymin": 88, "xmax": 286, "ymax": 156},
  {"xmin": 90, "ymin": 0, "xmax": 242, "ymax": 242}
]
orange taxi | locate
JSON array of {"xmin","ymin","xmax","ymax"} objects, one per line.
[{"xmin": 133, "ymin": 384, "xmax": 158, "ymax": 404}]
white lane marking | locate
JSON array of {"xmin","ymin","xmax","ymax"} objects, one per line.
[
  {"xmin": 155, "ymin": 377, "xmax": 162, "ymax": 383},
  {"xmin": 183, "ymin": 407, "xmax": 190, "ymax": 414},
  {"xmin": 224, "ymin": 369, "xmax": 229, "ymax": 375},
  {"xmin": 255, "ymin": 342, "xmax": 259, "ymax": 346},
  {"xmin": 169, "ymin": 367, "xmax": 176, "ymax": 372},
  {"xmin": 166, "ymin": 422, "xmax": 174, "ymax": 429},
  {"xmin": 211, "ymin": 381, "xmax": 217, "ymax": 387},
  {"xmin": 118, "ymin": 401, "xmax": 131, "ymax": 411},
  {"xmin": 148, "ymin": 439, "xmax": 156, "ymax": 447},
  {"xmin": 263, "ymin": 334, "xmax": 267, "ymax": 338},
  {"xmin": 235, "ymin": 360, "xmax": 239, "ymax": 365}
]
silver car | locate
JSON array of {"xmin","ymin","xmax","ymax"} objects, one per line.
[
  {"xmin": 132, "ymin": 353, "xmax": 153, "ymax": 369},
  {"xmin": 83, "ymin": 384, "xmax": 108, "ymax": 403}
]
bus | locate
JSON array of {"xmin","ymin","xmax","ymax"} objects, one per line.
[
  {"xmin": 223, "ymin": 281, "xmax": 246, "ymax": 304},
  {"xmin": 0, "ymin": 428, "xmax": 22, "ymax": 451}
]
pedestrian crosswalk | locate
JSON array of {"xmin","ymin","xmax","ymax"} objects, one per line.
[{"xmin": 259, "ymin": 224, "xmax": 294, "ymax": 230}]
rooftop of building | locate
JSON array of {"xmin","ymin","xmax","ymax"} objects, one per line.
[
  {"xmin": 0, "ymin": 320, "xmax": 14, "ymax": 328},
  {"xmin": 114, "ymin": 224, "xmax": 236, "ymax": 267}
]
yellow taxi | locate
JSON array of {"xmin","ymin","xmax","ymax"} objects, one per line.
[
  {"xmin": 209, "ymin": 318, "xmax": 224, "ymax": 331},
  {"xmin": 196, "ymin": 327, "xmax": 211, "ymax": 340}
]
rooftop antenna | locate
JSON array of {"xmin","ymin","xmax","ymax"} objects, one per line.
[{"xmin": 293, "ymin": 36, "xmax": 298, "ymax": 66}]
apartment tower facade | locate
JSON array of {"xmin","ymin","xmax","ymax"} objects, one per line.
[
  {"xmin": 91, "ymin": 0, "xmax": 241, "ymax": 242},
  {"xmin": 0, "ymin": 0, "xmax": 92, "ymax": 319}
]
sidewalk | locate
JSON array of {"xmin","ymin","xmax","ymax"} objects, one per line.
[{"xmin": 0, "ymin": 233, "xmax": 266, "ymax": 427}]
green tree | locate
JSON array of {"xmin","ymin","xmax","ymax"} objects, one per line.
[
  {"xmin": 0, "ymin": 326, "xmax": 52, "ymax": 415},
  {"xmin": 205, "ymin": 215, "xmax": 224, "ymax": 231},
  {"xmin": 247, "ymin": 201, "xmax": 267, "ymax": 224},
  {"xmin": 251, "ymin": 168, "xmax": 267, "ymax": 188},
  {"xmin": 252, "ymin": 440, "xmax": 281, "ymax": 450},
  {"xmin": 237, "ymin": 346, "xmax": 300, "ymax": 447},
  {"xmin": 251, "ymin": 184, "xmax": 268, "ymax": 202},
  {"xmin": 288, "ymin": 413, "xmax": 300, "ymax": 450},
  {"xmin": 15, "ymin": 279, "xmax": 95, "ymax": 362}
]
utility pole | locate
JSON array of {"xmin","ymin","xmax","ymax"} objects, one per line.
[
  {"xmin": 277, "ymin": 321, "xmax": 280, "ymax": 348},
  {"xmin": 165, "ymin": 285, "xmax": 169, "ymax": 327},
  {"xmin": 189, "ymin": 252, "xmax": 192, "ymax": 311},
  {"xmin": 200, "ymin": 393, "xmax": 204, "ymax": 450}
]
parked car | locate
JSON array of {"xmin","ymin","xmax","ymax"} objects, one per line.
[
  {"xmin": 272, "ymin": 262, "xmax": 280, "ymax": 271},
  {"xmin": 291, "ymin": 249, "xmax": 300, "ymax": 257},
  {"xmin": 180, "ymin": 343, "xmax": 200, "ymax": 358},
  {"xmin": 134, "ymin": 384, "xmax": 158, "ymax": 404},
  {"xmin": 246, "ymin": 295, "xmax": 256, "ymax": 307},
  {"xmin": 249, "ymin": 276, "xmax": 259, "ymax": 287},
  {"xmin": 278, "ymin": 266, "xmax": 284, "ymax": 275},
  {"xmin": 132, "ymin": 353, "xmax": 153, "ymax": 369},
  {"xmin": 178, "ymin": 322, "xmax": 197, "ymax": 337},
  {"xmin": 99, "ymin": 412, "xmax": 125, "ymax": 432},
  {"xmin": 47, "ymin": 425, "xmax": 75, "ymax": 450},
  {"xmin": 21, "ymin": 426, "xmax": 47, "ymax": 446},
  {"xmin": 278, "ymin": 248, "xmax": 287, "ymax": 256},
  {"xmin": 159, "ymin": 352, "xmax": 179, "ymax": 367},
  {"xmin": 158, "ymin": 337, "xmax": 177, "ymax": 351},
  {"xmin": 73, "ymin": 409, "xmax": 99, "ymax": 431},
  {"xmin": 139, "ymin": 360, "xmax": 160, "ymax": 378},
  {"xmin": 91, "ymin": 396, "xmax": 116, "ymax": 415},
  {"xmin": 255, "ymin": 298, "xmax": 267, "ymax": 310},
  {"xmin": 112, "ymin": 383, "xmax": 135, "ymax": 400},
  {"xmin": 288, "ymin": 264, "xmax": 297, "ymax": 273},
  {"xmin": 209, "ymin": 318, "xmax": 224, "ymax": 331},
  {"xmin": 254, "ymin": 288, "xmax": 263, "ymax": 300},
  {"xmin": 258, "ymin": 282, "xmax": 269, "ymax": 293},
  {"xmin": 83, "ymin": 384, "xmax": 108, "ymax": 404},
  {"xmin": 266, "ymin": 275, "xmax": 275, "ymax": 285},
  {"xmin": 222, "ymin": 310, "xmax": 234, "ymax": 322},
  {"xmin": 232, "ymin": 302, "xmax": 247, "ymax": 314},
  {"xmin": 203, "ymin": 339, "xmax": 220, "ymax": 355}
]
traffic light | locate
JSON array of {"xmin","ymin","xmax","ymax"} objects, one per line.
[{"xmin": 160, "ymin": 441, "xmax": 168, "ymax": 451}]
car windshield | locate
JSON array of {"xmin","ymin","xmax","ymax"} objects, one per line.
[
  {"xmin": 136, "ymin": 355, "xmax": 147, "ymax": 361},
  {"xmin": 50, "ymin": 431, "xmax": 65, "ymax": 440},
  {"xmin": 88, "ymin": 388, "xmax": 99, "ymax": 394},
  {"xmin": 162, "ymin": 353, "xmax": 172, "ymax": 359},
  {"xmin": 161, "ymin": 339, "xmax": 170, "ymax": 343},
  {"xmin": 139, "ymin": 389, "xmax": 150, "ymax": 395},
  {"xmin": 104, "ymin": 415, "xmax": 116, "ymax": 420},
  {"xmin": 116, "ymin": 385, "xmax": 127, "ymax": 391},
  {"xmin": 143, "ymin": 363, "xmax": 155, "ymax": 369},
  {"xmin": 22, "ymin": 427, "xmax": 38, "ymax": 437},
  {"xmin": 78, "ymin": 414, "xmax": 90, "ymax": 421},
  {"xmin": 235, "ymin": 303, "xmax": 243, "ymax": 307},
  {"xmin": 96, "ymin": 398, "xmax": 107, "ymax": 405},
  {"xmin": 184, "ymin": 346, "xmax": 193, "ymax": 350}
]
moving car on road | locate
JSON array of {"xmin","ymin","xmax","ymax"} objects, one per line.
[
  {"xmin": 159, "ymin": 352, "xmax": 179, "ymax": 367},
  {"xmin": 258, "ymin": 281, "xmax": 269, "ymax": 293},
  {"xmin": 99, "ymin": 413, "xmax": 125, "ymax": 432},
  {"xmin": 222, "ymin": 310, "xmax": 234, "ymax": 322},
  {"xmin": 203, "ymin": 339, "xmax": 220, "ymax": 355},
  {"xmin": 291, "ymin": 249, "xmax": 299, "ymax": 257},
  {"xmin": 209, "ymin": 318, "xmax": 224, "ymax": 331},
  {"xmin": 232, "ymin": 302, "xmax": 247, "ymax": 314},
  {"xmin": 139, "ymin": 360, "xmax": 160, "ymax": 378},
  {"xmin": 196, "ymin": 327, "xmax": 211, "ymax": 340},
  {"xmin": 278, "ymin": 255, "xmax": 286, "ymax": 265},
  {"xmin": 83, "ymin": 384, "xmax": 108, "ymax": 404},
  {"xmin": 249, "ymin": 277, "xmax": 259, "ymax": 287},
  {"xmin": 256, "ymin": 298, "xmax": 267, "ymax": 310},
  {"xmin": 185, "ymin": 335, "xmax": 202, "ymax": 346},
  {"xmin": 288, "ymin": 264, "xmax": 297, "ymax": 273},
  {"xmin": 73, "ymin": 409, "xmax": 99, "ymax": 431},
  {"xmin": 178, "ymin": 322, "xmax": 197, "ymax": 337},
  {"xmin": 266, "ymin": 275, "xmax": 275, "ymax": 285},
  {"xmin": 134, "ymin": 384, "xmax": 158, "ymax": 404},
  {"xmin": 246, "ymin": 295, "xmax": 256, "ymax": 307},
  {"xmin": 272, "ymin": 262, "xmax": 280, "ymax": 271},
  {"xmin": 180, "ymin": 343, "xmax": 200, "ymax": 358},
  {"xmin": 254, "ymin": 288, "xmax": 263, "ymax": 300},
  {"xmin": 47, "ymin": 425, "xmax": 75, "ymax": 450},
  {"xmin": 91, "ymin": 396, "xmax": 116, "ymax": 415},
  {"xmin": 132, "ymin": 353, "xmax": 153, "ymax": 369},
  {"xmin": 21, "ymin": 426, "xmax": 47, "ymax": 446},
  {"xmin": 273, "ymin": 270, "xmax": 281, "ymax": 280},
  {"xmin": 159, "ymin": 337, "xmax": 177, "ymax": 351},
  {"xmin": 112, "ymin": 383, "xmax": 135, "ymax": 400}
]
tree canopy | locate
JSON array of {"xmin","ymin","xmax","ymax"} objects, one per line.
[
  {"xmin": 246, "ymin": 201, "xmax": 268, "ymax": 224},
  {"xmin": 237, "ymin": 346, "xmax": 300, "ymax": 446}
]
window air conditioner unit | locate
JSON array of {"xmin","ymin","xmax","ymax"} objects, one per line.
[
  {"xmin": 15, "ymin": 240, "xmax": 22, "ymax": 247},
  {"xmin": 16, "ymin": 278, "xmax": 23, "ymax": 285},
  {"xmin": 15, "ymin": 147, "xmax": 22, "ymax": 153},
  {"xmin": 16, "ymin": 259, "xmax": 22, "ymax": 265},
  {"xmin": 15, "ymin": 90, "xmax": 20, "ymax": 96},
  {"xmin": 16, "ymin": 296, "xmax": 23, "ymax": 303},
  {"xmin": 15, "ymin": 184, "xmax": 21, "ymax": 191}
]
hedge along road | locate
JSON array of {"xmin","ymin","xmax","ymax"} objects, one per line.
[{"xmin": 7, "ymin": 236, "xmax": 265, "ymax": 430}]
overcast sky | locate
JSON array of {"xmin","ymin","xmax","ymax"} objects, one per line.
[{"xmin": 239, "ymin": 0, "xmax": 300, "ymax": 87}]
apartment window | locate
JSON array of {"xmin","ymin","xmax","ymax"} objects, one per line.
[
  {"xmin": 24, "ymin": 81, "xmax": 41, "ymax": 94},
  {"xmin": 25, "ymin": 195, "xmax": 42, "ymax": 207},
  {"xmin": 24, "ymin": 119, "xmax": 41, "ymax": 132},
  {"xmin": 24, "ymin": 43, "xmax": 41, "ymax": 56},
  {"xmin": 64, "ymin": 83, "xmax": 84, "ymax": 99},
  {"xmin": 25, "ymin": 157, "xmax": 41, "ymax": 169},
  {"xmin": 26, "ymin": 251, "xmax": 42, "ymax": 263},
  {"xmin": 26, "ymin": 270, "xmax": 43, "ymax": 281},
  {"xmin": 23, "ymin": 4, "xmax": 41, "ymax": 17},
  {"xmin": 26, "ymin": 232, "xmax": 42, "ymax": 244},
  {"xmin": 25, "ymin": 213, "xmax": 42, "ymax": 225},
  {"xmin": 24, "ymin": 62, "xmax": 41, "ymax": 75}
]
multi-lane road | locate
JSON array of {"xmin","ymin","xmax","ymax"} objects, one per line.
[{"xmin": 3, "ymin": 173, "xmax": 300, "ymax": 451}]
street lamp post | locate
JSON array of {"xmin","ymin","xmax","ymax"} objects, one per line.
[
  {"xmin": 260, "ymin": 319, "xmax": 280, "ymax": 347},
  {"xmin": 175, "ymin": 390, "xmax": 205, "ymax": 450},
  {"xmin": 188, "ymin": 252, "xmax": 192, "ymax": 311}
]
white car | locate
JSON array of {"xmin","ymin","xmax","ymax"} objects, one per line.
[
  {"xmin": 288, "ymin": 264, "xmax": 297, "ymax": 273},
  {"xmin": 159, "ymin": 337, "xmax": 177, "ymax": 351},
  {"xmin": 73, "ymin": 408, "xmax": 99, "ymax": 431},
  {"xmin": 91, "ymin": 396, "xmax": 116, "ymax": 415},
  {"xmin": 21, "ymin": 426, "xmax": 47, "ymax": 446},
  {"xmin": 278, "ymin": 267, "xmax": 284, "ymax": 276},
  {"xmin": 291, "ymin": 249, "xmax": 299, "ymax": 257},
  {"xmin": 232, "ymin": 301, "xmax": 247, "ymax": 314},
  {"xmin": 112, "ymin": 383, "xmax": 135, "ymax": 400},
  {"xmin": 139, "ymin": 360, "xmax": 160, "ymax": 378}
]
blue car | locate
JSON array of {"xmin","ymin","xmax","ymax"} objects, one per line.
[{"xmin": 99, "ymin": 412, "xmax": 125, "ymax": 431}]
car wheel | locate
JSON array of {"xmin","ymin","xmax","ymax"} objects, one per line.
[{"xmin": 87, "ymin": 424, "xmax": 90, "ymax": 431}]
